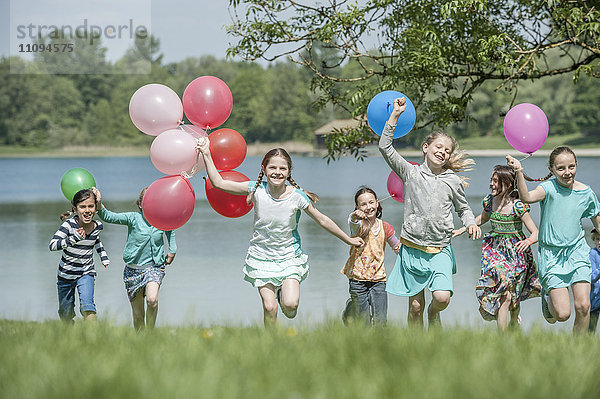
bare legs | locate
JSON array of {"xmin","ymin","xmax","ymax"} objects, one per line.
[
  {"xmin": 546, "ymin": 282, "xmax": 591, "ymax": 333},
  {"xmin": 496, "ymin": 294, "xmax": 520, "ymax": 331},
  {"xmin": 258, "ymin": 279, "xmax": 300, "ymax": 326},
  {"xmin": 130, "ymin": 282, "xmax": 160, "ymax": 331},
  {"xmin": 408, "ymin": 289, "xmax": 450, "ymax": 328}
]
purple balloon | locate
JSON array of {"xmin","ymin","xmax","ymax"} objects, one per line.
[
  {"xmin": 150, "ymin": 129, "xmax": 198, "ymax": 175},
  {"xmin": 503, "ymin": 103, "xmax": 549, "ymax": 154},
  {"xmin": 129, "ymin": 84, "xmax": 183, "ymax": 136}
]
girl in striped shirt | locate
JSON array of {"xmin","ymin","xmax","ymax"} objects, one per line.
[{"xmin": 49, "ymin": 188, "xmax": 109, "ymax": 322}]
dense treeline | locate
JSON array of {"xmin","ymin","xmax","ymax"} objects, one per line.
[{"xmin": 0, "ymin": 36, "xmax": 599, "ymax": 149}]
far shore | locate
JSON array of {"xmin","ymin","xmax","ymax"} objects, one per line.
[{"xmin": 1, "ymin": 143, "xmax": 600, "ymax": 158}]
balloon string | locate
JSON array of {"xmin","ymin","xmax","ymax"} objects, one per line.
[
  {"xmin": 518, "ymin": 153, "xmax": 532, "ymax": 162},
  {"xmin": 379, "ymin": 194, "xmax": 395, "ymax": 202},
  {"xmin": 181, "ymin": 138, "xmax": 205, "ymax": 179}
]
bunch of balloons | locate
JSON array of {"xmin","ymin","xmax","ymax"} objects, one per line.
[
  {"xmin": 503, "ymin": 103, "xmax": 549, "ymax": 154},
  {"xmin": 128, "ymin": 76, "xmax": 252, "ymax": 228}
]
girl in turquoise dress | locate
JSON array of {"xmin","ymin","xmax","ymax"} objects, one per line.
[
  {"xmin": 470, "ymin": 165, "xmax": 541, "ymax": 330},
  {"xmin": 507, "ymin": 147, "xmax": 600, "ymax": 333}
]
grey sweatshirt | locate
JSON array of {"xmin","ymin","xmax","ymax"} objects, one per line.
[{"xmin": 379, "ymin": 123, "xmax": 476, "ymax": 247}]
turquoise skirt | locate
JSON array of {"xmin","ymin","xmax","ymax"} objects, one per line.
[
  {"xmin": 538, "ymin": 238, "xmax": 591, "ymax": 291},
  {"xmin": 386, "ymin": 244, "xmax": 456, "ymax": 297}
]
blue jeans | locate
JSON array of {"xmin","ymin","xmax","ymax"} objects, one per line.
[
  {"xmin": 57, "ymin": 274, "xmax": 96, "ymax": 321},
  {"xmin": 342, "ymin": 279, "xmax": 388, "ymax": 326}
]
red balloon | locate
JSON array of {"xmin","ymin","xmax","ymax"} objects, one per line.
[
  {"xmin": 205, "ymin": 170, "xmax": 253, "ymax": 218},
  {"xmin": 142, "ymin": 175, "xmax": 196, "ymax": 230},
  {"xmin": 183, "ymin": 76, "xmax": 233, "ymax": 129},
  {"xmin": 209, "ymin": 128, "xmax": 247, "ymax": 170}
]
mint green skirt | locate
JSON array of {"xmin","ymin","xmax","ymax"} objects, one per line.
[
  {"xmin": 538, "ymin": 238, "xmax": 591, "ymax": 291},
  {"xmin": 386, "ymin": 244, "xmax": 456, "ymax": 297},
  {"xmin": 243, "ymin": 252, "xmax": 309, "ymax": 288}
]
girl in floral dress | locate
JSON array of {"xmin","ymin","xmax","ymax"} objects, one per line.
[{"xmin": 468, "ymin": 165, "xmax": 541, "ymax": 330}]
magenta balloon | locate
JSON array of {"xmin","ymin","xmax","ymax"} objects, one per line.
[
  {"xmin": 150, "ymin": 129, "xmax": 199, "ymax": 175},
  {"xmin": 142, "ymin": 175, "xmax": 195, "ymax": 230},
  {"xmin": 503, "ymin": 103, "xmax": 549, "ymax": 154},
  {"xmin": 387, "ymin": 171, "xmax": 405, "ymax": 203},
  {"xmin": 182, "ymin": 76, "xmax": 233, "ymax": 129},
  {"xmin": 129, "ymin": 84, "xmax": 183, "ymax": 136}
]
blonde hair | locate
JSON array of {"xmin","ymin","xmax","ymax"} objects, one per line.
[
  {"xmin": 422, "ymin": 131, "xmax": 475, "ymax": 186},
  {"xmin": 246, "ymin": 148, "xmax": 319, "ymax": 204}
]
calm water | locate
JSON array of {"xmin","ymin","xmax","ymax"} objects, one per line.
[{"xmin": 1, "ymin": 154, "xmax": 599, "ymax": 330}]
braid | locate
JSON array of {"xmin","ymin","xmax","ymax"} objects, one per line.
[
  {"xmin": 287, "ymin": 175, "xmax": 319, "ymax": 203},
  {"xmin": 523, "ymin": 171, "xmax": 552, "ymax": 182},
  {"xmin": 246, "ymin": 171, "xmax": 264, "ymax": 205}
]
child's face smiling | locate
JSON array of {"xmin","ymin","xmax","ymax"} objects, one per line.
[
  {"xmin": 356, "ymin": 192, "xmax": 378, "ymax": 219},
  {"xmin": 423, "ymin": 137, "xmax": 453, "ymax": 170},
  {"xmin": 489, "ymin": 173, "xmax": 503, "ymax": 196},
  {"xmin": 550, "ymin": 153, "xmax": 577, "ymax": 187},
  {"xmin": 74, "ymin": 197, "xmax": 96, "ymax": 225},
  {"xmin": 263, "ymin": 156, "xmax": 290, "ymax": 187}
]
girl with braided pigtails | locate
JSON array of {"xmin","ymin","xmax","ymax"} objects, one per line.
[{"xmin": 197, "ymin": 139, "xmax": 364, "ymax": 326}]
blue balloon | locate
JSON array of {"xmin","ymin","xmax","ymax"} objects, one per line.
[{"xmin": 366, "ymin": 90, "xmax": 416, "ymax": 138}]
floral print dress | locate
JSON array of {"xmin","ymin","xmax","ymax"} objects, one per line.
[{"xmin": 475, "ymin": 195, "xmax": 542, "ymax": 321}]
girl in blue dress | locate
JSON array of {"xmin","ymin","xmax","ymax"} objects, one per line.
[{"xmin": 507, "ymin": 147, "xmax": 600, "ymax": 333}]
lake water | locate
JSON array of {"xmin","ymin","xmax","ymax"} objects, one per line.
[{"xmin": 1, "ymin": 154, "xmax": 599, "ymax": 331}]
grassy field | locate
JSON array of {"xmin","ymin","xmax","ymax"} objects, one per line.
[{"xmin": 1, "ymin": 319, "xmax": 598, "ymax": 399}]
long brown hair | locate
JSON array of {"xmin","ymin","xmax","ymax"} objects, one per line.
[
  {"xmin": 492, "ymin": 165, "xmax": 519, "ymax": 199},
  {"xmin": 354, "ymin": 186, "xmax": 382, "ymax": 239},
  {"xmin": 422, "ymin": 131, "xmax": 475, "ymax": 186},
  {"xmin": 522, "ymin": 146, "xmax": 577, "ymax": 182},
  {"xmin": 246, "ymin": 148, "xmax": 319, "ymax": 204}
]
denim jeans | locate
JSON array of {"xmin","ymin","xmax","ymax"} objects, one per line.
[
  {"xmin": 342, "ymin": 279, "xmax": 388, "ymax": 326},
  {"xmin": 57, "ymin": 274, "xmax": 96, "ymax": 321}
]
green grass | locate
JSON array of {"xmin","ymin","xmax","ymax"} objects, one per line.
[{"xmin": 1, "ymin": 319, "xmax": 599, "ymax": 398}]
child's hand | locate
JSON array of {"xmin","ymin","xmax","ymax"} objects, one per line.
[
  {"xmin": 196, "ymin": 137, "xmax": 210, "ymax": 154},
  {"xmin": 505, "ymin": 155, "xmax": 522, "ymax": 171},
  {"xmin": 91, "ymin": 187, "xmax": 102, "ymax": 205},
  {"xmin": 165, "ymin": 253, "xmax": 176, "ymax": 265},
  {"xmin": 350, "ymin": 209, "xmax": 366, "ymax": 222},
  {"xmin": 452, "ymin": 227, "xmax": 466, "ymax": 238},
  {"xmin": 76, "ymin": 228, "xmax": 86, "ymax": 239},
  {"xmin": 393, "ymin": 243, "xmax": 401, "ymax": 255},
  {"xmin": 391, "ymin": 97, "xmax": 406, "ymax": 118},
  {"xmin": 514, "ymin": 239, "xmax": 531, "ymax": 253},
  {"xmin": 349, "ymin": 236, "xmax": 364, "ymax": 247},
  {"xmin": 466, "ymin": 224, "xmax": 481, "ymax": 240}
]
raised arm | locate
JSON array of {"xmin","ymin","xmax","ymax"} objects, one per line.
[
  {"xmin": 305, "ymin": 203, "xmax": 364, "ymax": 247},
  {"xmin": 506, "ymin": 155, "xmax": 546, "ymax": 203},
  {"xmin": 197, "ymin": 137, "xmax": 249, "ymax": 195},
  {"xmin": 378, "ymin": 97, "xmax": 413, "ymax": 180}
]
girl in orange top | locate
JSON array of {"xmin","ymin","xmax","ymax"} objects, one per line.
[{"xmin": 341, "ymin": 187, "xmax": 400, "ymax": 325}]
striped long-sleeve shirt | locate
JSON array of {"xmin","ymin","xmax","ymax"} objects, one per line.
[{"xmin": 49, "ymin": 216, "xmax": 110, "ymax": 280}]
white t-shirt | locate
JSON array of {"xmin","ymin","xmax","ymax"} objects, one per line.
[{"xmin": 247, "ymin": 181, "xmax": 310, "ymax": 260}]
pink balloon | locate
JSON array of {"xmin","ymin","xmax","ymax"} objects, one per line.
[
  {"xmin": 503, "ymin": 103, "xmax": 549, "ymax": 154},
  {"xmin": 387, "ymin": 171, "xmax": 405, "ymax": 203},
  {"xmin": 150, "ymin": 129, "xmax": 199, "ymax": 175},
  {"xmin": 142, "ymin": 175, "xmax": 195, "ymax": 230},
  {"xmin": 387, "ymin": 162, "xmax": 419, "ymax": 203},
  {"xmin": 183, "ymin": 76, "xmax": 233, "ymax": 129},
  {"xmin": 129, "ymin": 84, "xmax": 183, "ymax": 136}
]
